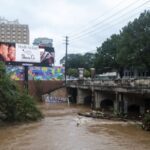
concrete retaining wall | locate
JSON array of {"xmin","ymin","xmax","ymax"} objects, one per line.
[{"xmin": 16, "ymin": 80, "xmax": 64, "ymax": 100}]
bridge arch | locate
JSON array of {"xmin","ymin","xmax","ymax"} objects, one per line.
[
  {"xmin": 127, "ymin": 104, "xmax": 140, "ymax": 116},
  {"xmin": 100, "ymin": 99, "xmax": 113, "ymax": 111},
  {"xmin": 84, "ymin": 95, "xmax": 92, "ymax": 105},
  {"xmin": 144, "ymin": 99, "xmax": 150, "ymax": 112},
  {"xmin": 67, "ymin": 88, "xmax": 77, "ymax": 103}
]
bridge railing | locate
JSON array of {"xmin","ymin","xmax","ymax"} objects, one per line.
[{"xmin": 66, "ymin": 78, "xmax": 150, "ymax": 89}]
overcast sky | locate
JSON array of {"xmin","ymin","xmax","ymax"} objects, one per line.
[{"xmin": 0, "ymin": 0, "xmax": 149, "ymax": 65}]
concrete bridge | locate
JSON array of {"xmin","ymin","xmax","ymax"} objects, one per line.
[{"xmin": 66, "ymin": 78, "xmax": 150, "ymax": 115}]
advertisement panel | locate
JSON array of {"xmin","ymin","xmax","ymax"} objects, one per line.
[
  {"xmin": 0, "ymin": 42, "xmax": 16, "ymax": 62},
  {"xmin": 40, "ymin": 47, "xmax": 55, "ymax": 66},
  {"xmin": 16, "ymin": 44, "xmax": 40, "ymax": 63},
  {"xmin": 0, "ymin": 42, "xmax": 55, "ymax": 66}
]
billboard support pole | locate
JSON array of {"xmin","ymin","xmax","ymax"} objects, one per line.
[{"xmin": 24, "ymin": 66, "xmax": 28, "ymax": 93}]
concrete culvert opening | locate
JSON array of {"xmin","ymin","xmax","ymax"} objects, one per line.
[
  {"xmin": 84, "ymin": 96, "xmax": 92, "ymax": 106},
  {"xmin": 100, "ymin": 99, "xmax": 113, "ymax": 111},
  {"xmin": 128, "ymin": 104, "xmax": 140, "ymax": 116},
  {"xmin": 68, "ymin": 88, "xmax": 77, "ymax": 103},
  {"xmin": 145, "ymin": 99, "xmax": 150, "ymax": 112}
]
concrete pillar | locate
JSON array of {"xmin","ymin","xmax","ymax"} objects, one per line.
[
  {"xmin": 91, "ymin": 89, "xmax": 95, "ymax": 109},
  {"xmin": 76, "ymin": 89, "xmax": 90, "ymax": 104},
  {"xmin": 120, "ymin": 93, "xmax": 125, "ymax": 114},
  {"xmin": 114, "ymin": 92, "xmax": 128, "ymax": 114},
  {"xmin": 124, "ymin": 99, "xmax": 128, "ymax": 114},
  {"xmin": 90, "ymin": 68, "xmax": 95, "ymax": 80},
  {"xmin": 78, "ymin": 68, "xmax": 84, "ymax": 80},
  {"xmin": 134, "ymin": 69, "xmax": 138, "ymax": 78},
  {"xmin": 94, "ymin": 91, "xmax": 100, "ymax": 109},
  {"xmin": 93, "ymin": 91, "xmax": 108, "ymax": 109},
  {"xmin": 140, "ymin": 105, "xmax": 145, "ymax": 114},
  {"xmin": 77, "ymin": 89, "xmax": 84, "ymax": 104},
  {"xmin": 114, "ymin": 92, "xmax": 119, "ymax": 114}
]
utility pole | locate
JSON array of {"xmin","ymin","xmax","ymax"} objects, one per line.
[{"xmin": 65, "ymin": 36, "xmax": 69, "ymax": 86}]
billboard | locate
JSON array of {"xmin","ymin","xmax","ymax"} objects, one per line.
[
  {"xmin": 0, "ymin": 42, "xmax": 55, "ymax": 66},
  {"xmin": 16, "ymin": 44, "xmax": 40, "ymax": 63},
  {"xmin": 40, "ymin": 47, "xmax": 55, "ymax": 66},
  {"xmin": 0, "ymin": 42, "xmax": 15, "ymax": 62}
]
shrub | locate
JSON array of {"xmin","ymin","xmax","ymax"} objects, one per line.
[
  {"xmin": 0, "ymin": 62, "xmax": 43, "ymax": 122},
  {"xmin": 142, "ymin": 110, "xmax": 150, "ymax": 131}
]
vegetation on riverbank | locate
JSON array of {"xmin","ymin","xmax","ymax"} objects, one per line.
[
  {"xmin": 79, "ymin": 109, "xmax": 150, "ymax": 131},
  {"xmin": 0, "ymin": 62, "xmax": 43, "ymax": 122},
  {"xmin": 142, "ymin": 110, "xmax": 150, "ymax": 131}
]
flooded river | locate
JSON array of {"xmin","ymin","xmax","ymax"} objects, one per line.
[{"xmin": 0, "ymin": 104, "xmax": 150, "ymax": 150}]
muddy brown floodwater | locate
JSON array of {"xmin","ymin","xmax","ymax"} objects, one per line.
[{"xmin": 0, "ymin": 104, "xmax": 150, "ymax": 150}]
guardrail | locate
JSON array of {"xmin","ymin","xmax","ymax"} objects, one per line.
[{"xmin": 66, "ymin": 78, "xmax": 150, "ymax": 89}]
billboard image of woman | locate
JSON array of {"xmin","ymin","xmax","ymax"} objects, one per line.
[{"xmin": 0, "ymin": 42, "xmax": 16, "ymax": 62}]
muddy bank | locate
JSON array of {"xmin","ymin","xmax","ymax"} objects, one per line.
[{"xmin": 78, "ymin": 110, "xmax": 142, "ymax": 122}]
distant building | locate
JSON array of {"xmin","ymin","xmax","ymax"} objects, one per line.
[
  {"xmin": 33, "ymin": 37, "xmax": 53, "ymax": 48},
  {"xmin": 0, "ymin": 17, "xmax": 29, "ymax": 44}
]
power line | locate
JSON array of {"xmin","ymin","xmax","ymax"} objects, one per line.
[
  {"xmin": 70, "ymin": 0, "xmax": 145, "ymax": 39},
  {"xmin": 71, "ymin": 7, "xmax": 150, "ymax": 43},
  {"xmin": 69, "ymin": 8, "xmax": 149, "ymax": 54},
  {"xmin": 71, "ymin": 0, "xmax": 149, "ymax": 40},
  {"xmin": 69, "ymin": 7, "xmax": 150, "ymax": 55},
  {"xmin": 70, "ymin": 0, "xmax": 149, "ymax": 40},
  {"xmin": 68, "ymin": 0, "xmax": 131, "ymax": 37},
  {"xmin": 70, "ymin": 0, "xmax": 150, "ymax": 41},
  {"xmin": 95, "ymin": 8, "xmax": 150, "ymax": 43}
]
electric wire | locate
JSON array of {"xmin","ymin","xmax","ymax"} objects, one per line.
[
  {"xmin": 71, "ymin": 5, "xmax": 150, "ymax": 42},
  {"xmin": 68, "ymin": 0, "xmax": 133, "ymax": 37},
  {"xmin": 69, "ymin": 6, "xmax": 150, "ymax": 54},
  {"xmin": 70, "ymin": 0, "xmax": 150, "ymax": 40}
]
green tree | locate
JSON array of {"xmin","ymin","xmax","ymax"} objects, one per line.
[
  {"xmin": 83, "ymin": 53, "xmax": 95, "ymax": 69},
  {"xmin": 95, "ymin": 34, "xmax": 120, "ymax": 73},
  {"xmin": 117, "ymin": 10, "xmax": 150, "ymax": 69},
  {"xmin": 67, "ymin": 68, "xmax": 78, "ymax": 77},
  {"xmin": 60, "ymin": 53, "xmax": 95, "ymax": 70},
  {"xmin": 60, "ymin": 54, "xmax": 84, "ymax": 68},
  {"xmin": 84, "ymin": 69, "xmax": 91, "ymax": 78},
  {"xmin": 95, "ymin": 10, "xmax": 150, "ymax": 73}
]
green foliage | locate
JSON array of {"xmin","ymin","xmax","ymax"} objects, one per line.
[
  {"xmin": 95, "ymin": 34, "xmax": 120, "ymax": 72},
  {"xmin": 95, "ymin": 10, "xmax": 150, "ymax": 73},
  {"xmin": 60, "ymin": 53, "xmax": 95, "ymax": 70},
  {"xmin": 117, "ymin": 11, "xmax": 150, "ymax": 69},
  {"xmin": 142, "ymin": 111, "xmax": 150, "ymax": 131},
  {"xmin": 84, "ymin": 69, "xmax": 91, "ymax": 78},
  {"xmin": 83, "ymin": 53, "xmax": 95, "ymax": 69},
  {"xmin": 67, "ymin": 68, "xmax": 78, "ymax": 77},
  {"xmin": 0, "ymin": 62, "xmax": 43, "ymax": 122}
]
